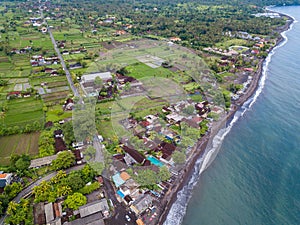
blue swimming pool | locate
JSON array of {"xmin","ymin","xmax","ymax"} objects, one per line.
[{"xmin": 147, "ymin": 156, "xmax": 164, "ymax": 167}]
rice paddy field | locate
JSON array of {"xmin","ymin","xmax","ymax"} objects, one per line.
[{"xmin": 0, "ymin": 132, "xmax": 40, "ymax": 165}]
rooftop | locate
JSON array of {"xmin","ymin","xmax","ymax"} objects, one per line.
[
  {"xmin": 29, "ymin": 155, "xmax": 58, "ymax": 168},
  {"xmin": 81, "ymin": 72, "xmax": 112, "ymax": 83},
  {"xmin": 79, "ymin": 199, "xmax": 109, "ymax": 218}
]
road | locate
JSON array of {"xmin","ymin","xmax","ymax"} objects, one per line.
[
  {"xmin": 0, "ymin": 165, "xmax": 84, "ymax": 225},
  {"xmin": 93, "ymin": 136, "xmax": 104, "ymax": 163},
  {"xmin": 47, "ymin": 28, "xmax": 79, "ymax": 97},
  {"xmin": 102, "ymin": 177, "xmax": 137, "ymax": 225},
  {"xmin": 40, "ymin": 7, "xmax": 79, "ymax": 97}
]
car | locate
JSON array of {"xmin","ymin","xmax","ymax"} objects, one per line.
[{"xmin": 125, "ymin": 215, "xmax": 131, "ymax": 222}]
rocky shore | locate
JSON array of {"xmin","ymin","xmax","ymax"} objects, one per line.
[{"xmin": 156, "ymin": 11, "xmax": 295, "ymax": 225}]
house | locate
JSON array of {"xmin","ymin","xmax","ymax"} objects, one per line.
[
  {"xmin": 195, "ymin": 101, "xmax": 209, "ymax": 115},
  {"xmin": 166, "ymin": 113, "xmax": 183, "ymax": 124},
  {"xmin": 63, "ymin": 98, "xmax": 74, "ymax": 111},
  {"xmin": 55, "ymin": 138, "xmax": 67, "ymax": 152},
  {"xmin": 62, "ymin": 50, "xmax": 69, "ymax": 55},
  {"xmin": 70, "ymin": 49, "xmax": 81, "ymax": 54},
  {"xmin": 130, "ymin": 194, "xmax": 153, "ymax": 215},
  {"xmin": 33, "ymin": 202, "xmax": 46, "ymax": 225},
  {"xmin": 159, "ymin": 142, "xmax": 176, "ymax": 159},
  {"xmin": 78, "ymin": 199, "xmax": 109, "ymax": 218},
  {"xmin": 31, "ymin": 61, "xmax": 39, "ymax": 66},
  {"xmin": 54, "ymin": 129, "xmax": 63, "ymax": 138},
  {"xmin": 116, "ymin": 74, "xmax": 136, "ymax": 84},
  {"xmin": 243, "ymin": 68, "xmax": 254, "ymax": 72},
  {"xmin": 73, "ymin": 149, "xmax": 83, "ymax": 162},
  {"xmin": 45, "ymin": 203, "xmax": 54, "ymax": 224},
  {"xmin": 69, "ymin": 62, "xmax": 82, "ymax": 70},
  {"xmin": 6, "ymin": 91, "xmax": 22, "ymax": 99},
  {"xmin": 169, "ymin": 37, "xmax": 181, "ymax": 42},
  {"xmin": 251, "ymin": 49, "xmax": 260, "ymax": 55},
  {"xmin": 136, "ymin": 219, "xmax": 145, "ymax": 225},
  {"xmin": 0, "ymin": 173, "xmax": 12, "ymax": 188},
  {"xmin": 112, "ymin": 173, "xmax": 126, "ymax": 188},
  {"xmin": 122, "ymin": 145, "xmax": 147, "ymax": 165},
  {"xmin": 115, "ymin": 30, "xmax": 126, "ymax": 36},
  {"xmin": 181, "ymin": 118, "xmax": 199, "ymax": 129},
  {"xmin": 29, "ymin": 155, "xmax": 58, "ymax": 168},
  {"xmin": 81, "ymin": 72, "xmax": 112, "ymax": 83}
]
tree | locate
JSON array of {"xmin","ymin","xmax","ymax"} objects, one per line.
[
  {"xmin": 80, "ymin": 164, "xmax": 95, "ymax": 183},
  {"xmin": 123, "ymin": 82, "xmax": 131, "ymax": 91},
  {"xmin": 172, "ymin": 151, "xmax": 186, "ymax": 165},
  {"xmin": 133, "ymin": 169, "xmax": 157, "ymax": 187},
  {"xmin": 9, "ymin": 154, "xmax": 30, "ymax": 174},
  {"xmin": 183, "ymin": 105, "xmax": 195, "ymax": 115},
  {"xmin": 73, "ymin": 101, "xmax": 97, "ymax": 142},
  {"xmin": 67, "ymin": 171, "xmax": 85, "ymax": 191},
  {"xmin": 158, "ymin": 166, "xmax": 171, "ymax": 182},
  {"xmin": 64, "ymin": 192, "xmax": 87, "ymax": 210},
  {"xmin": 83, "ymin": 146, "xmax": 96, "ymax": 161},
  {"xmin": 4, "ymin": 182, "xmax": 22, "ymax": 200},
  {"xmin": 15, "ymin": 156, "xmax": 31, "ymax": 174},
  {"xmin": 94, "ymin": 76, "xmax": 103, "ymax": 88},
  {"xmin": 32, "ymin": 180, "xmax": 51, "ymax": 203},
  {"xmin": 88, "ymin": 162, "xmax": 104, "ymax": 176},
  {"xmin": 61, "ymin": 122, "xmax": 75, "ymax": 147},
  {"xmin": 52, "ymin": 151, "xmax": 75, "ymax": 170},
  {"xmin": 6, "ymin": 199, "xmax": 31, "ymax": 225}
]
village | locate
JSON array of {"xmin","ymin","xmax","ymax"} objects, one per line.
[{"xmin": 0, "ymin": 0, "xmax": 289, "ymax": 224}]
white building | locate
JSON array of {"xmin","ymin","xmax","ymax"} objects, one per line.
[{"xmin": 81, "ymin": 72, "xmax": 112, "ymax": 83}]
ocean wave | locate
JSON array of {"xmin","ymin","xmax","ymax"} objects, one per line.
[{"xmin": 163, "ymin": 10, "xmax": 297, "ymax": 225}]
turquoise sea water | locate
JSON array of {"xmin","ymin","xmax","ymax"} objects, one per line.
[{"xmin": 165, "ymin": 6, "xmax": 300, "ymax": 225}]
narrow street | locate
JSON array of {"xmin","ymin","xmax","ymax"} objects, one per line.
[
  {"xmin": 0, "ymin": 165, "xmax": 84, "ymax": 225},
  {"xmin": 102, "ymin": 177, "xmax": 137, "ymax": 225},
  {"xmin": 40, "ymin": 7, "xmax": 79, "ymax": 97}
]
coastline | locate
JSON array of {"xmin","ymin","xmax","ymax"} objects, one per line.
[{"xmin": 156, "ymin": 11, "xmax": 295, "ymax": 225}]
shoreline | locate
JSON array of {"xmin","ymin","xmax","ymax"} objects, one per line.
[{"xmin": 156, "ymin": 11, "xmax": 295, "ymax": 225}]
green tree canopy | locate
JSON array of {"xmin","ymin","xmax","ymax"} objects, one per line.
[
  {"xmin": 52, "ymin": 151, "xmax": 75, "ymax": 170},
  {"xmin": 172, "ymin": 151, "xmax": 186, "ymax": 165},
  {"xmin": 4, "ymin": 182, "xmax": 23, "ymax": 200},
  {"xmin": 67, "ymin": 171, "xmax": 85, "ymax": 191},
  {"xmin": 6, "ymin": 199, "xmax": 31, "ymax": 225},
  {"xmin": 64, "ymin": 192, "xmax": 87, "ymax": 210},
  {"xmin": 158, "ymin": 166, "xmax": 171, "ymax": 182}
]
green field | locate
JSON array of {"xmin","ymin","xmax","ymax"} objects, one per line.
[
  {"xmin": 2, "ymin": 97, "xmax": 44, "ymax": 127},
  {"xmin": 46, "ymin": 105, "xmax": 72, "ymax": 122},
  {"xmin": 0, "ymin": 132, "xmax": 40, "ymax": 165},
  {"xmin": 125, "ymin": 62, "xmax": 174, "ymax": 79}
]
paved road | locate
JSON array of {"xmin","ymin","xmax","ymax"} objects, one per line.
[
  {"xmin": 0, "ymin": 165, "xmax": 84, "ymax": 225},
  {"xmin": 102, "ymin": 177, "xmax": 137, "ymax": 225},
  {"xmin": 93, "ymin": 136, "xmax": 104, "ymax": 163},
  {"xmin": 48, "ymin": 28, "xmax": 79, "ymax": 97},
  {"xmin": 40, "ymin": 7, "xmax": 79, "ymax": 97}
]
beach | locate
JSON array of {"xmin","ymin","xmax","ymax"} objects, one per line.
[{"xmin": 156, "ymin": 11, "xmax": 295, "ymax": 225}]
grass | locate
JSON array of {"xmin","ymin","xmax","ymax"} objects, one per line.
[
  {"xmin": 2, "ymin": 97, "xmax": 44, "ymax": 127},
  {"xmin": 126, "ymin": 62, "xmax": 175, "ymax": 79},
  {"xmin": 215, "ymin": 38, "xmax": 251, "ymax": 49},
  {"xmin": 46, "ymin": 105, "xmax": 72, "ymax": 122},
  {"xmin": 0, "ymin": 132, "xmax": 40, "ymax": 166}
]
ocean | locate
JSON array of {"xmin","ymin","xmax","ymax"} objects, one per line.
[{"xmin": 164, "ymin": 6, "xmax": 300, "ymax": 225}]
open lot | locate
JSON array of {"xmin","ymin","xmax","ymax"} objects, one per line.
[
  {"xmin": 2, "ymin": 97, "xmax": 44, "ymax": 127},
  {"xmin": 0, "ymin": 132, "xmax": 40, "ymax": 165}
]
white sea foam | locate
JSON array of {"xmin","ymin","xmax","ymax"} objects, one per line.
[{"xmin": 163, "ymin": 10, "xmax": 297, "ymax": 225}]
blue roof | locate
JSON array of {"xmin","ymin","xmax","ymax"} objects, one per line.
[
  {"xmin": 117, "ymin": 190, "xmax": 125, "ymax": 198},
  {"xmin": 112, "ymin": 173, "xmax": 125, "ymax": 188}
]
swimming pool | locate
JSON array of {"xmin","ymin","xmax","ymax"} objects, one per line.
[{"xmin": 147, "ymin": 156, "xmax": 164, "ymax": 167}]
